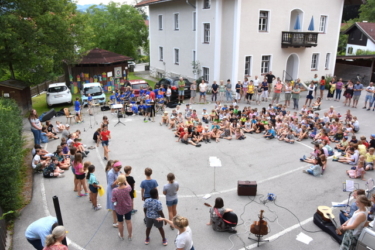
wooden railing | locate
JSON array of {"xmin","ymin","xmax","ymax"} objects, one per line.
[
  {"xmin": 281, "ymin": 32, "xmax": 318, "ymax": 48},
  {"xmin": 30, "ymin": 75, "xmax": 65, "ymax": 97}
]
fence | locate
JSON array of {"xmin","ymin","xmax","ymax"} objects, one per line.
[
  {"xmin": 30, "ymin": 75, "xmax": 65, "ymax": 97},
  {"xmin": 0, "ymin": 207, "xmax": 7, "ymax": 250}
]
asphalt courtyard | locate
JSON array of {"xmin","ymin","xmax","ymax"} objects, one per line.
[{"xmin": 14, "ymin": 93, "xmax": 375, "ymax": 250}]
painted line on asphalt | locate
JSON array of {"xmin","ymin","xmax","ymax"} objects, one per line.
[
  {"xmin": 42, "ymin": 143, "xmax": 86, "ymax": 250},
  {"xmin": 239, "ymin": 197, "xmax": 349, "ymax": 250}
]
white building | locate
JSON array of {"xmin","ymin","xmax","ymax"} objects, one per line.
[
  {"xmin": 136, "ymin": 0, "xmax": 345, "ymax": 87},
  {"xmin": 344, "ymin": 22, "xmax": 375, "ymax": 55}
]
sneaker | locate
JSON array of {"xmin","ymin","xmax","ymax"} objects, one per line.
[
  {"xmin": 196, "ymin": 144, "xmax": 201, "ymax": 147},
  {"xmin": 131, "ymin": 209, "xmax": 137, "ymax": 214},
  {"xmin": 303, "ymin": 155, "xmax": 306, "ymax": 160},
  {"xmin": 159, "ymin": 122, "xmax": 162, "ymax": 126},
  {"xmin": 300, "ymin": 158, "xmax": 305, "ymax": 162},
  {"xmin": 162, "ymin": 238, "xmax": 168, "ymax": 246},
  {"xmin": 104, "ymin": 157, "xmax": 107, "ymax": 161},
  {"xmin": 367, "ymin": 109, "xmax": 371, "ymax": 111},
  {"xmin": 113, "ymin": 223, "xmax": 118, "ymax": 228},
  {"xmin": 207, "ymin": 139, "xmax": 211, "ymax": 143},
  {"xmin": 118, "ymin": 233, "xmax": 124, "ymax": 240},
  {"xmin": 148, "ymin": 118, "xmax": 151, "ymax": 121},
  {"xmin": 128, "ymin": 235, "xmax": 132, "ymax": 241},
  {"xmin": 94, "ymin": 206, "xmax": 102, "ymax": 211},
  {"xmin": 85, "ymin": 151, "xmax": 90, "ymax": 155},
  {"xmin": 145, "ymin": 237, "xmax": 150, "ymax": 245}
]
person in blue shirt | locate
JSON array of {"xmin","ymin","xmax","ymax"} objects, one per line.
[
  {"xmin": 25, "ymin": 216, "xmax": 58, "ymax": 250},
  {"xmin": 138, "ymin": 103, "xmax": 145, "ymax": 116},
  {"xmin": 74, "ymin": 97, "xmax": 82, "ymax": 123},
  {"xmin": 140, "ymin": 87, "xmax": 145, "ymax": 97},
  {"xmin": 109, "ymin": 91, "xmax": 116, "ymax": 104},
  {"xmin": 129, "ymin": 91, "xmax": 136, "ymax": 104},
  {"xmin": 124, "ymin": 88, "xmax": 131, "ymax": 101},
  {"xmin": 157, "ymin": 90, "xmax": 165, "ymax": 110},
  {"xmin": 87, "ymin": 94, "xmax": 93, "ymax": 116},
  {"xmin": 131, "ymin": 104, "xmax": 138, "ymax": 115},
  {"xmin": 263, "ymin": 125, "xmax": 276, "ymax": 139},
  {"xmin": 119, "ymin": 92, "xmax": 125, "ymax": 104},
  {"xmin": 144, "ymin": 96, "xmax": 152, "ymax": 122},
  {"xmin": 116, "ymin": 91, "xmax": 122, "ymax": 103}
]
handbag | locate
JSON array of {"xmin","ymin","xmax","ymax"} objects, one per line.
[{"xmin": 98, "ymin": 185, "xmax": 105, "ymax": 196}]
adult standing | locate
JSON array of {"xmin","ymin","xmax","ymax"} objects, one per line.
[
  {"xmin": 305, "ymin": 81, "xmax": 315, "ymax": 107},
  {"xmin": 319, "ymin": 76, "xmax": 326, "ymax": 99},
  {"xmin": 265, "ymin": 71, "xmax": 275, "ymax": 91},
  {"xmin": 246, "ymin": 80, "xmax": 255, "ymax": 105},
  {"xmin": 339, "ymin": 195, "xmax": 371, "ymax": 250},
  {"xmin": 163, "ymin": 173, "xmax": 179, "ymax": 230},
  {"xmin": 211, "ymin": 81, "xmax": 218, "ymax": 102},
  {"xmin": 100, "ymin": 125, "xmax": 111, "ymax": 161},
  {"xmin": 284, "ymin": 81, "xmax": 292, "ymax": 108},
  {"xmin": 178, "ymin": 77, "xmax": 185, "ymax": 104},
  {"xmin": 352, "ymin": 81, "xmax": 364, "ymax": 108},
  {"xmin": 43, "ymin": 226, "xmax": 68, "ymax": 250},
  {"xmin": 189, "ymin": 81, "xmax": 197, "ymax": 104},
  {"xmin": 112, "ymin": 175, "xmax": 133, "ymax": 241},
  {"xmin": 312, "ymin": 74, "xmax": 319, "ymax": 98},
  {"xmin": 25, "ymin": 216, "xmax": 58, "ymax": 250},
  {"xmin": 225, "ymin": 79, "xmax": 233, "ymax": 103},
  {"xmin": 335, "ymin": 78, "xmax": 344, "ymax": 102},
  {"xmin": 261, "ymin": 77, "xmax": 269, "ymax": 102},
  {"xmin": 291, "ymin": 84, "xmax": 301, "ymax": 110},
  {"xmin": 327, "ymin": 78, "xmax": 336, "ymax": 101},
  {"xmin": 363, "ymin": 82, "xmax": 374, "ymax": 110},
  {"xmin": 29, "ymin": 109, "xmax": 42, "ymax": 145},
  {"xmin": 107, "ymin": 161, "xmax": 122, "ymax": 228},
  {"xmin": 199, "ymin": 80, "xmax": 208, "ymax": 104},
  {"xmin": 272, "ymin": 77, "xmax": 283, "ymax": 105},
  {"xmin": 218, "ymin": 80, "xmax": 225, "ymax": 102},
  {"xmin": 235, "ymin": 81, "xmax": 241, "ymax": 103},
  {"xmin": 344, "ymin": 80, "xmax": 354, "ymax": 107},
  {"xmin": 157, "ymin": 216, "xmax": 194, "ymax": 250},
  {"xmin": 242, "ymin": 77, "xmax": 249, "ymax": 101}
]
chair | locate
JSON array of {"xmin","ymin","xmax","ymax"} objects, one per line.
[{"xmin": 64, "ymin": 108, "xmax": 74, "ymax": 124}]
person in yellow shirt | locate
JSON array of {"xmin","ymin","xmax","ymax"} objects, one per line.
[
  {"xmin": 365, "ymin": 147, "xmax": 375, "ymax": 171},
  {"xmin": 246, "ymin": 80, "xmax": 255, "ymax": 104}
]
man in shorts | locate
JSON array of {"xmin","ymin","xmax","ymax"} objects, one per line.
[
  {"xmin": 265, "ymin": 71, "xmax": 275, "ymax": 91},
  {"xmin": 199, "ymin": 80, "xmax": 208, "ymax": 104},
  {"xmin": 177, "ymin": 77, "xmax": 185, "ymax": 104},
  {"xmin": 225, "ymin": 79, "xmax": 232, "ymax": 103},
  {"xmin": 144, "ymin": 189, "xmax": 167, "ymax": 246},
  {"xmin": 363, "ymin": 82, "xmax": 374, "ymax": 110},
  {"xmin": 74, "ymin": 97, "xmax": 82, "ymax": 123},
  {"xmin": 100, "ymin": 125, "xmax": 111, "ymax": 161},
  {"xmin": 352, "ymin": 81, "xmax": 363, "ymax": 108}
]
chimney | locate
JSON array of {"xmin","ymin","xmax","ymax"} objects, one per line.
[{"xmin": 363, "ymin": 20, "xmax": 368, "ymax": 23}]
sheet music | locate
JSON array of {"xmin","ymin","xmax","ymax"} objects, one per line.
[
  {"xmin": 209, "ymin": 156, "xmax": 222, "ymax": 167},
  {"xmin": 112, "ymin": 104, "xmax": 123, "ymax": 109},
  {"xmin": 346, "ymin": 180, "xmax": 354, "ymax": 192}
]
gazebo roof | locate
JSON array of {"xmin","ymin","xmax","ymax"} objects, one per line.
[
  {"xmin": 0, "ymin": 79, "xmax": 29, "ymax": 90},
  {"xmin": 78, "ymin": 48, "xmax": 133, "ymax": 65}
]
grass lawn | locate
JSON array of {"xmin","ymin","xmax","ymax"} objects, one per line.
[{"xmin": 32, "ymin": 73, "xmax": 156, "ymax": 115}]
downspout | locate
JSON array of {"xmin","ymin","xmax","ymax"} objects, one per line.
[{"xmin": 186, "ymin": 0, "xmax": 196, "ymax": 9}]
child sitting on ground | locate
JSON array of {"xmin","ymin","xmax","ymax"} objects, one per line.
[
  {"xmin": 346, "ymin": 155, "xmax": 366, "ymax": 180},
  {"xmin": 43, "ymin": 157, "xmax": 65, "ymax": 178},
  {"xmin": 160, "ymin": 111, "xmax": 169, "ymax": 126}
]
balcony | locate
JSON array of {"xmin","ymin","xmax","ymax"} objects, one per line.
[{"xmin": 281, "ymin": 32, "xmax": 318, "ymax": 48}]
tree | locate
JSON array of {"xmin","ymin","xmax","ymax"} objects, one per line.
[
  {"xmin": 0, "ymin": 0, "xmax": 92, "ymax": 84},
  {"xmin": 359, "ymin": 0, "xmax": 375, "ymax": 22},
  {"xmin": 85, "ymin": 2, "xmax": 148, "ymax": 60}
]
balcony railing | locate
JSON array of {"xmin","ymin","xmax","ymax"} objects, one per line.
[{"xmin": 281, "ymin": 32, "xmax": 318, "ymax": 48}]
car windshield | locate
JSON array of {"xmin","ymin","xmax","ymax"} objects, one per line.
[
  {"xmin": 84, "ymin": 86, "xmax": 102, "ymax": 95},
  {"xmin": 48, "ymin": 86, "xmax": 67, "ymax": 93},
  {"xmin": 172, "ymin": 80, "xmax": 180, "ymax": 87},
  {"xmin": 131, "ymin": 83, "xmax": 149, "ymax": 89}
]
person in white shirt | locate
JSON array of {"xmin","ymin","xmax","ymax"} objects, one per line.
[
  {"xmin": 32, "ymin": 149, "xmax": 48, "ymax": 172},
  {"xmin": 363, "ymin": 82, "xmax": 374, "ymax": 110},
  {"xmin": 157, "ymin": 216, "xmax": 194, "ymax": 250},
  {"xmin": 199, "ymin": 80, "xmax": 208, "ymax": 104}
]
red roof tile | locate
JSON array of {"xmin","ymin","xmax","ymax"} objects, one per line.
[
  {"xmin": 78, "ymin": 48, "xmax": 133, "ymax": 65},
  {"xmin": 135, "ymin": 0, "xmax": 172, "ymax": 7}
]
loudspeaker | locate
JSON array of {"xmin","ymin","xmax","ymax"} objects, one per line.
[
  {"xmin": 313, "ymin": 212, "xmax": 343, "ymax": 244},
  {"xmin": 356, "ymin": 227, "xmax": 375, "ymax": 250},
  {"xmin": 101, "ymin": 106, "xmax": 110, "ymax": 111},
  {"xmin": 237, "ymin": 181, "xmax": 257, "ymax": 196}
]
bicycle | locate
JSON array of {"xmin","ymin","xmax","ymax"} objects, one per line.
[{"xmin": 356, "ymin": 74, "xmax": 367, "ymax": 85}]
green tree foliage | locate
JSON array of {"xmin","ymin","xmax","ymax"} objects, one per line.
[
  {"xmin": 85, "ymin": 2, "xmax": 148, "ymax": 60},
  {"xmin": 0, "ymin": 98, "xmax": 24, "ymax": 213},
  {"xmin": 338, "ymin": 34, "xmax": 349, "ymax": 55},
  {"xmin": 359, "ymin": 0, "xmax": 375, "ymax": 22},
  {"xmin": 0, "ymin": 0, "xmax": 92, "ymax": 84}
]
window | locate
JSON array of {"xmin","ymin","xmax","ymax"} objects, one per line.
[
  {"xmin": 203, "ymin": 23, "xmax": 210, "ymax": 43},
  {"xmin": 325, "ymin": 53, "xmax": 330, "ymax": 69},
  {"xmin": 348, "ymin": 47, "xmax": 353, "ymax": 54},
  {"xmin": 174, "ymin": 13, "xmax": 179, "ymax": 30},
  {"xmin": 259, "ymin": 11, "xmax": 269, "ymax": 32},
  {"xmin": 360, "ymin": 33, "xmax": 364, "ymax": 40},
  {"xmin": 174, "ymin": 48, "xmax": 179, "ymax": 64},
  {"xmin": 261, "ymin": 55, "xmax": 271, "ymax": 74},
  {"xmin": 158, "ymin": 15, "xmax": 163, "ymax": 30},
  {"xmin": 203, "ymin": 67, "xmax": 209, "ymax": 82},
  {"xmin": 159, "ymin": 47, "xmax": 163, "ymax": 61},
  {"xmin": 193, "ymin": 12, "xmax": 196, "ymax": 31},
  {"xmin": 311, "ymin": 53, "xmax": 319, "ymax": 70},
  {"xmin": 244, "ymin": 56, "xmax": 252, "ymax": 76},
  {"xmin": 192, "ymin": 50, "xmax": 196, "ymax": 62},
  {"xmin": 319, "ymin": 16, "xmax": 327, "ymax": 33},
  {"xmin": 203, "ymin": 0, "xmax": 210, "ymax": 9}
]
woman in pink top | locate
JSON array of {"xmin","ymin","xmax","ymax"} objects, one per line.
[
  {"xmin": 346, "ymin": 155, "xmax": 366, "ymax": 180},
  {"xmin": 335, "ymin": 78, "xmax": 344, "ymax": 101},
  {"xmin": 112, "ymin": 175, "xmax": 133, "ymax": 241},
  {"xmin": 73, "ymin": 153, "xmax": 87, "ymax": 197}
]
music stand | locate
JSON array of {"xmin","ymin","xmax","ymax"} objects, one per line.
[
  {"xmin": 209, "ymin": 156, "xmax": 221, "ymax": 192},
  {"xmin": 112, "ymin": 104, "xmax": 125, "ymax": 126}
]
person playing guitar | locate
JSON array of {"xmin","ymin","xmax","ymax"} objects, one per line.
[{"xmin": 205, "ymin": 197, "xmax": 237, "ymax": 233}]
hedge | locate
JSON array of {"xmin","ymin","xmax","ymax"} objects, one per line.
[{"xmin": 0, "ymin": 98, "xmax": 23, "ymax": 213}]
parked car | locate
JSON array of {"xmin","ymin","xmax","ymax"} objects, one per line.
[
  {"xmin": 46, "ymin": 82, "xmax": 72, "ymax": 107},
  {"xmin": 125, "ymin": 80, "xmax": 149, "ymax": 97},
  {"xmin": 155, "ymin": 77, "xmax": 191, "ymax": 103},
  {"xmin": 81, "ymin": 83, "xmax": 106, "ymax": 106}
]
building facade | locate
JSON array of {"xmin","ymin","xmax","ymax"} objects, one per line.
[
  {"xmin": 137, "ymin": 0, "xmax": 344, "ymax": 87},
  {"xmin": 344, "ymin": 22, "xmax": 375, "ymax": 55}
]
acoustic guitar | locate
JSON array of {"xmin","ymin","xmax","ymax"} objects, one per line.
[
  {"xmin": 317, "ymin": 206, "xmax": 342, "ymax": 235},
  {"xmin": 250, "ymin": 210, "xmax": 268, "ymax": 236},
  {"xmin": 204, "ymin": 203, "xmax": 238, "ymax": 226}
]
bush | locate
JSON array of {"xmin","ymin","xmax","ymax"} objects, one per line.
[{"xmin": 0, "ymin": 98, "xmax": 23, "ymax": 213}]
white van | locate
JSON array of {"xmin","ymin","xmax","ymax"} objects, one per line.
[{"xmin": 81, "ymin": 83, "xmax": 106, "ymax": 106}]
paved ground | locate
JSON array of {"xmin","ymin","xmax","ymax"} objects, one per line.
[{"xmin": 14, "ymin": 93, "xmax": 375, "ymax": 250}]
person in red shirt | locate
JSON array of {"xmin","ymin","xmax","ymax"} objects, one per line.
[
  {"xmin": 73, "ymin": 138, "xmax": 89, "ymax": 157},
  {"xmin": 100, "ymin": 125, "xmax": 111, "ymax": 161}
]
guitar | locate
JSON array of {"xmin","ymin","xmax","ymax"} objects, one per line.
[
  {"xmin": 250, "ymin": 210, "xmax": 268, "ymax": 236},
  {"xmin": 317, "ymin": 206, "xmax": 342, "ymax": 235},
  {"xmin": 204, "ymin": 203, "xmax": 238, "ymax": 226}
]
